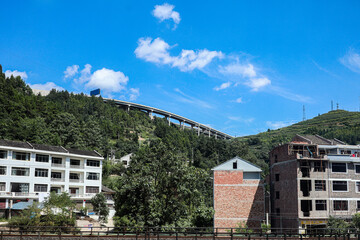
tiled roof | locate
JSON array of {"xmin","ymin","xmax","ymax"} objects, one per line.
[
  {"xmin": 0, "ymin": 139, "xmax": 102, "ymax": 157},
  {"xmin": 102, "ymin": 185, "xmax": 115, "ymax": 193},
  {"xmin": 295, "ymin": 134, "xmax": 347, "ymax": 145},
  {"xmin": 212, "ymin": 156, "xmax": 262, "ymax": 172}
]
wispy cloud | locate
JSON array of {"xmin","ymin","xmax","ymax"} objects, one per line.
[
  {"xmin": 64, "ymin": 65, "xmax": 79, "ymax": 79},
  {"xmin": 173, "ymin": 88, "xmax": 213, "ymax": 109},
  {"xmin": 5, "ymin": 70, "xmax": 28, "ymax": 80},
  {"xmin": 266, "ymin": 85, "xmax": 312, "ymax": 103},
  {"xmin": 266, "ymin": 120, "xmax": 296, "ymax": 130},
  {"xmin": 233, "ymin": 97, "xmax": 243, "ymax": 103},
  {"xmin": 129, "ymin": 88, "xmax": 140, "ymax": 101},
  {"xmin": 340, "ymin": 48, "xmax": 360, "ymax": 74},
  {"xmin": 312, "ymin": 60, "xmax": 339, "ymax": 78},
  {"xmin": 228, "ymin": 116, "xmax": 254, "ymax": 123},
  {"xmin": 152, "ymin": 3, "xmax": 180, "ymax": 29},
  {"xmin": 214, "ymin": 81, "xmax": 231, "ymax": 91}
]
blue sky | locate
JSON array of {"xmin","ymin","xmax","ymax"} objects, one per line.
[{"xmin": 1, "ymin": 0, "xmax": 360, "ymax": 136}]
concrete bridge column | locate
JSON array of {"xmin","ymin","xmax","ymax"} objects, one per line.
[
  {"xmin": 182, "ymin": 121, "xmax": 186, "ymax": 130},
  {"xmin": 127, "ymin": 105, "xmax": 130, "ymax": 112},
  {"xmin": 148, "ymin": 110, "xmax": 154, "ymax": 120},
  {"xmin": 168, "ymin": 115, "xmax": 171, "ymax": 126},
  {"xmin": 208, "ymin": 129, "xmax": 211, "ymax": 137},
  {"xmin": 197, "ymin": 125, "xmax": 200, "ymax": 136},
  {"xmin": 215, "ymin": 133, "xmax": 217, "ymax": 139}
]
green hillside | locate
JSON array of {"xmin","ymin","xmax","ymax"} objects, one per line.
[{"xmin": 239, "ymin": 110, "xmax": 360, "ymax": 164}]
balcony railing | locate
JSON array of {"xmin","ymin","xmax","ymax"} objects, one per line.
[
  {"xmin": 69, "ymin": 178, "xmax": 83, "ymax": 183},
  {"xmin": 51, "ymin": 163, "xmax": 65, "ymax": 168},
  {"xmin": 70, "ymin": 193, "xmax": 96, "ymax": 198},
  {"xmin": 51, "ymin": 177, "xmax": 65, "ymax": 182},
  {"xmin": 70, "ymin": 164, "xmax": 84, "ymax": 169}
]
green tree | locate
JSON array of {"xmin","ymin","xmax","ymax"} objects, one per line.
[{"xmin": 91, "ymin": 193, "xmax": 109, "ymax": 224}]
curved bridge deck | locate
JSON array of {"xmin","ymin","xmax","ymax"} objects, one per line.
[{"xmin": 103, "ymin": 98, "xmax": 233, "ymax": 140}]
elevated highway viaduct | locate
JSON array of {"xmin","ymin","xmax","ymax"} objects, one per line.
[{"xmin": 103, "ymin": 98, "xmax": 233, "ymax": 140}]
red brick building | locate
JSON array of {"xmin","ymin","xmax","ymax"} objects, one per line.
[{"xmin": 213, "ymin": 157, "xmax": 265, "ymax": 229}]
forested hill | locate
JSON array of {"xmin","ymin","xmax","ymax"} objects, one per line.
[{"xmin": 238, "ymin": 110, "xmax": 360, "ymax": 164}]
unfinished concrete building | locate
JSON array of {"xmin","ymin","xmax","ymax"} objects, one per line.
[{"xmin": 269, "ymin": 134, "xmax": 360, "ymax": 231}]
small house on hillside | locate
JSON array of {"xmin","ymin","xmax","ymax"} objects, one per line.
[{"xmin": 212, "ymin": 157, "xmax": 265, "ymax": 229}]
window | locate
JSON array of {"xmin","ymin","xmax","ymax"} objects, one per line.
[
  {"xmin": 123, "ymin": 161, "xmax": 128, "ymax": 166},
  {"xmin": 357, "ymin": 182, "xmax": 360, "ymax": 192},
  {"xmin": 356, "ymin": 165, "xmax": 360, "ymax": 174},
  {"xmin": 314, "ymin": 161, "xmax": 326, "ymax": 172},
  {"xmin": 275, "ymin": 174, "xmax": 280, "ymax": 181},
  {"xmin": 12, "ymin": 152, "xmax": 30, "ymax": 161},
  {"xmin": 11, "ymin": 183, "xmax": 29, "ymax": 193},
  {"xmin": 0, "ymin": 150, "xmax": 7, "ymax": 159},
  {"xmin": 50, "ymin": 187, "xmax": 61, "ymax": 193},
  {"xmin": 69, "ymin": 173, "xmax": 79, "ymax": 179},
  {"xmin": 34, "ymin": 184, "xmax": 47, "ymax": 192},
  {"xmin": 358, "ymin": 201, "xmax": 360, "ymax": 210},
  {"xmin": 87, "ymin": 160, "xmax": 100, "ymax": 167},
  {"xmin": 0, "ymin": 166, "xmax": 6, "ymax": 175},
  {"xmin": 70, "ymin": 159, "xmax": 80, "ymax": 166},
  {"xmin": 0, "ymin": 183, "xmax": 5, "ymax": 191},
  {"xmin": 86, "ymin": 186, "xmax": 99, "ymax": 193},
  {"xmin": 52, "ymin": 157, "xmax": 62, "ymax": 165},
  {"xmin": 11, "ymin": 167, "xmax": 29, "ymax": 176},
  {"xmin": 233, "ymin": 161, "xmax": 237, "ymax": 169},
  {"xmin": 87, "ymin": 172, "xmax": 100, "ymax": 180},
  {"xmin": 333, "ymin": 200, "xmax": 348, "ymax": 211},
  {"xmin": 276, "ymin": 208, "xmax": 280, "ymax": 216},
  {"xmin": 69, "ymin": 188, "xmax": 79, "ymax": 195},
  {"xmin": 274, "ymin": 154, "xmax": 278, "ymax": 163},
  {"xmin": 276, "ymin": 191, "xmax": 280, "ymax": 199},
  {"xmin": 36, "ymin": 154, "xmax": 49, "ymax": 162},
  {"xmin": 315, "ymin": 180, "xmax": 326, "ymax": 191},
  {"xmin": 333, "ymin": 181, "xmax": 348, "ymax": 191},
  {"xmin": 35, "ymin": 168, "xmax": 48, "ymax": 177},
  {"xmin": 51, "ymin": 172, "xmax": 62, "ymax": 179},
  {"xmin": 315, "ymin": 200, "xmax": 327, "ymax": 211},
  {"xmin": 332, "ymin": 163, "xmax": 347, "ymax": 173}
]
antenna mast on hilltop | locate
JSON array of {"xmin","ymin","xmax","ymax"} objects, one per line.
[
  {"xmin": 303, "ymin": 105, "xmax": 306, "ymax": 121},
  {"xmin": 331, "ymin": 100, "xmax": 333, "ymax": 111}
]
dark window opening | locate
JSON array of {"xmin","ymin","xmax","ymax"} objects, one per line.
[
  {"xmin": 300, "ymin": 161, "xmax": 310, "ymax": 177},
  {"xmin": 275, "ymin": 174, "xmax": 280, "ymax": 181},
  {"xmin": 34, "ymin": 184, "xmax": 47, "ymax": 192},
  {"xmin": 274, "ymin": 154, "xmax": 278, "ymax": 163},
  {"xmin": 50, "ymin": 187, "xmax": 61, "ymax": 193},
  {"xmin": 0, "ymin": 150, "xmax": 7, "ymax": 159},
  {"xmin": 11, "ymin": 183, "xmax": 29, "ymax": 193},
  {"xmin": 315, "ymin": 200, "xmax": 327, "ymax": 211},
  {"xmin": 333, "ymin": 181, "xmax": 347, "ymax": 191},
  {"xmin": 233, "ymin": 161, "xmax": 237, "ymax": 169},
  {"xmin": 314, "ymin": 161, "xmax": 326, "ymax": 172},
  {"xmin": 357, "ymin": 201, "xmax": 360, "ymax": 210},
  {"xmin": 315, "ymin": 180, "xmax": 326, "ymax": 191},
  {"xmin": 356, "ymin": 165, "xmax": 360, "ymax": 174},
  {"xmin": 301, "ymin": 200, "xmax": 312, "ymax": 217},
  {"xmin": 276, "ymin": 191, "xmax": 280, "ymax": 199},
  {"xmin": 276, "ymin": 208, "xmax": 280, "ymax": 216},
  {"xmin": 87, "ymin": 160, "xmax": 100, "ymax": 167},
  {"xmin": 332, "ymin": 163, "xmax": 347, "ymax": 173},
  {"xmin": 51, "ymin": 172, "xmax": 62, "ymax": 179},
  {"xmin": 36, "ymin": 154, "xmax": 49, "ymax": 162},
  {"xmin": 70, "ymin": 159, "xmax": 80, "ymax": 166},
  {"xmin": 300, "ymin": 180, "xmax": 312, "ymax": 197},
  {"xmin": 35, "ymin": 168, "xmax": 48, "ymax": 177},
  {"xmin": 334, "ymin": 201, "xmax": 348, "ymax": 211},
  {"xmin": 52, "ymin": 157, "xmax": 62, "ymax": 165}
]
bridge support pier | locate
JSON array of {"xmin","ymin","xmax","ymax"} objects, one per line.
[
  {"xmin": 127, "ymin": 105, "xmax": 130, "ymax": 112},
  {"xmin": 208, "ymin": 129, "xmax": 211, "ymax": 137},
  {"xmin": 197, "ymin": 126, "xmax": 200, "ymax": 136},
  {"xmin": 168, "ymin": 115, "xmax": 171, "ymax": 126},
  {"xmin": 148, "ymin": 110, "xmax": 154, "ymax": 120}
]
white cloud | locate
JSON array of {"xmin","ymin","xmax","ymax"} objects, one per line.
[
  {"xmin": 266, "ymin": 120, "xmax": 296, "ymax": 130},
  {"xmin": 246, "ymin": 77, "xmax": 271, "ymax": 91},
  {"xmin": 64, "ymin": 65, "xmax": 79, "ymax": 79},
  {"xmin": 234, "ymin": 97, "xmax": 242, "ymax": 103},
  {"xmin": 173, "ymin": 88, "xmax": 213, "ymax": 109},
  {"xmin": 65, "ymin": 64, "xmax": 131, "ymax": 98},
  {"xmin": 214, "ymin": 82, "xmax": 231, "ymax": 91},
  {"xmin": 135, "ymin": 37, "xmax": 223, "ymax": 72},
  {"xmin": 29, "ymin": 82, "xmax": 64, "ymax": 91},
  {"xmin": 129, "ymin": 88, "xmax": 140, "ymax": 101},
  {"xmin": 220, "ymin": 63, "xmax": 256, "ymax": 78},
  {"xmin": 340, "ymin": 48, "xmax": 360, "ymax": 74},
  {"xmin": 5, "ymin": 70, "xmax": 28, "ymax": 80},
  {"xmin": 153, "ymin": 3, "xmax": 180, "ymax": 28},
  {"xmin": 86, "ymin": 68, "xmax": 128, "ymax": 92}
]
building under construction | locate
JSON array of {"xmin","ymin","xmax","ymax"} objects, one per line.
[{"xmin": 269, "ymin": 134, "xmax": 360, "ymax": 231}]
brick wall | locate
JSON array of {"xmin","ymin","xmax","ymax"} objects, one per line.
[{"xmin": 214, "ymin": 170, "xmax": 264, "ymax": 229}]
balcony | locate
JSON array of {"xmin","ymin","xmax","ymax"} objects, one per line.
[
  {"xmin": 70, "ymin": 193, "xmax": 96, "ymax": 199},
  {"xmin": 69, "ymin": 178, "xmax": 84, "ymax": 183},
  {"xmin": 0, "ymin": 192, "xmax": 38, "ymax": 198},
  {"xmin": 51, "ymin": 177, "xmax": 65, "ymax": 182},
  {"xmin": 70, "ymin": 164, "xmax": 84, "ymax": 169},
  {"xmin": 51, "ymin": 163, "xmax": 65, "ymax": 168}
]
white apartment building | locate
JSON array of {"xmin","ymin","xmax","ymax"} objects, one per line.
[{"xmin": 0, "ymin": 139, "xmax": 105, "ymax": 213}]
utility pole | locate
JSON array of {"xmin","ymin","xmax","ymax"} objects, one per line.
[
  {"xmin": 331, "ymin": 100, "xmax": 333, "ymax": 111},
  {"xmin": 303, "ymin": 105, "xmax": 306, "ymax": 121},
  {"xmin": 337, "ymin": 102, "xmax": 339, "ymax": 110}
]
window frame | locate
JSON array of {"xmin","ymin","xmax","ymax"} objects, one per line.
[
  {"xmin": 0, "ymin": 182, "xmax": 6, "ymax": 191},
  {"xmin": 35, "ymin": 168, "xmax": 48, "ymax": 178},
  {"xmin": 86, "ymin": 160, "xmax": 100, "ymax": 167},
  {"xmin": 11, "ymin": 167, "xmax": 29, "ymax": 176},
  {"xmin": 86, "ymin": 186, "xmax": 99, "ymax": 193},
  {"xmin": 0, "ymin": 166, "xmax": 6, "ymax": 175},
  {"xmin": 35, "ymin": 154, "xmax": 49, "ymax": 163},
  {"xmin": 51, "ymin": 172, "xmax": 62, "ymax": 179},
  {"xmin": 51, "ymin": 157, "xmax": 63, "ymax": 165},
  {"xmin": 0, "ymin": 150, "xmax": 7, "ymax": 159},
  {"xmin": 314, "ymin": 161, "xmax": 326, "ymax": 172},
  {"xmin": 315, "ymin": 200, "xmax": 327, "ymax": 211},
  {"xmin": 275, "ymin": 174, "xmax": 280, "ymax": 181},
  {"xmin": 12, "ymin": 152, "xmax": 30, "ymax": 161},
  {"xmin": 332, "ymin": 181, "xmax": 348, "ymax": 192},
  {"xmin": 331, "ymin": 162, "xmax": 347, "ymax": 173},
  {"xmin": 333, "ymin": 200, "xmax": 348, "ymax": 211},
  {"xmin": 69, "ymin": 173, "xmax": 80, "ymax": 180},
  {"xmin": 34, "ymin": 184, "xmax": 47, "ymax": 192},
  {"xmin": 315, "ymin": 180, "xmax": 326, "ymax": 191},
  {"xmin": 355, "ymin": 164, "xmax": 360, "ymax": 175},
  {"xmin": 87, "ymin": 172, "xmax": 100, "ymax": 180}
]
